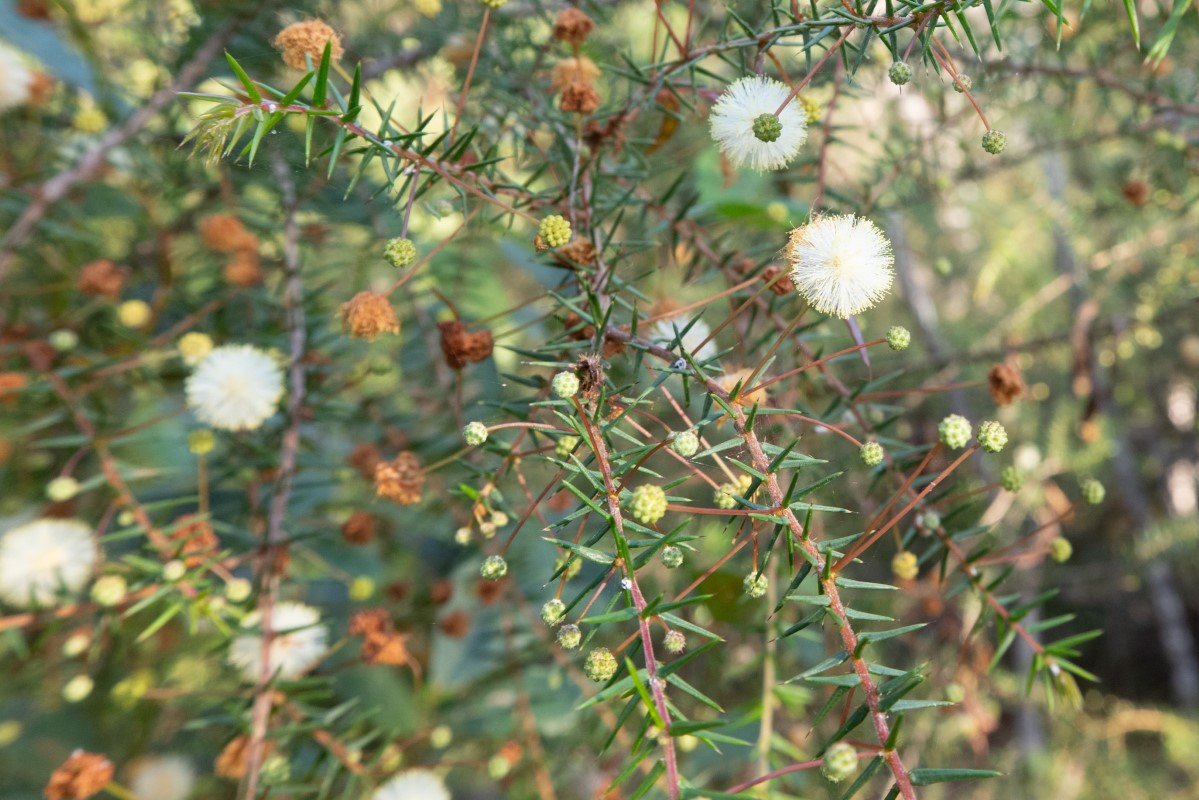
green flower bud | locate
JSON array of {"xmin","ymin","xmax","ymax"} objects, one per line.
[
  {"xmin": 886, "ymin": 325, "xmax": 911, "ymax": 351},
  {"xmin": 751, "ymin": 113, "xmax": 783, "ymax": 143},
  {"xmin": 660, "ymin": 545, "xmax": 684, "ymax": 569},
  {"xmin": 977, "ymin": 420, "xmax": 1008, "ymax": 453},
  {"xmin": 821, "ymin": 741, "xmax": 858, "ymax": 783},
  {"xmin": 1000, "ymin": 465, "xmax": 1024, "ymax": 493},
  {"xmin": 891, "ymin": 551, "xmax": 919, "ymax": 581},
  {"xmin": 1081, "ymin": 478, "xmax": 1105, "ymax": 505},
  {"xmin": 463, "ymin": 421, "xmax": 489, "ymax": 446},
  {"xmin": 480, "ymin": 555, "xmax": 508, "ymax": 580},
  {"xmin": 384, "ymin": 237, "xmax": 417, "ymax": 268},
  {"xmin": 743, "ymin": 571, "xmax": 768, "ymax": 599},
  {"xmin": 1049, "ymin": 536, "xmax": 1072, "ymax": 563},
  {"xmin": 671, "ymin": 431, "xmax": 699, "ymax": 458},
  {"xmin": 888, "ymin": 61, "xmax": 913, "ymax": 86},
  {"xmin": 541, "ymin": 598, "xmax": 567, "ymax": 626},
  {"xmin": 557, "ymin": 623, "xmax": 582, "ymax": 650},
  {"xmin": 664, "ymin": 630, "xmax": 686, "ymax": 654},
  {"xmin": 938, "ymin": 414, "xmax": 973, "ymax": 450},
  {"xmin": 584, "ymin": 647, "xmax": 618, "ymax": 682},
  {"xmin": 538, "ymin": 215, "xmax": 572, "ymax": 248},
  {"xmin": 860, "ymin": 441, "xmax": 884, "ymax": 467},
  {"xmin": 981, "ymin": 129, "xmax": 1007, "ymax": 155},
  {"xmin": 551, "ymin": 371, "xmax": 580, "ymax": 399},
  {"xmin": 629, "ymin": 484, "xmax": 667, "ymax": 524}
]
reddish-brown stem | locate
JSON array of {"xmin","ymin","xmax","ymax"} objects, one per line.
[
  {"xmin": 746, "ymin": 339, "xmax": 885, "ymax": 396},
  {"xmin": 451, "ymin": 8, "xmax": 490, "ymax": 143},
  {"xmin": 773, "ymin": 25, "xmax": 854, "ymax": 115}
]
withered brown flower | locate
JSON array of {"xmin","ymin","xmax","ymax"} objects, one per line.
[
  {"xmin": 76, "ymin": 260, "xmax": 127, "ymax": 300},
  {"xmin": 988, "ymin": 362, "xmax": 1024, "ymax": 406},
  {"xmin": 45, "ymin": 751, "xmax": 114, "ymax": 800},
  {"xmin": 439, "ymin": 320, "xmax": 494, "ymax": 369},
  {"xmin": 342, "ymin": 292, "xmax": 400, "ymax": 341},
  {"xmin": 552, "ymin": 8, "xmax": 596, "ymax": 45},
  {"xmin": 341, "ymin": 510, "xmax": 377, "ymax": 545},
  {"xmin": 375, "ymin": 452, "xmax": 423, "ymax": 505},
  {"xmin": 273, "ymin": 20, "xmax": 344, "ymax": 70}
]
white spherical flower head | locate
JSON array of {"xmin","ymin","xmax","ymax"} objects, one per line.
[
  {"xmin": 0, "ymin": 45, "xmax": 35, "ymax": 112},
  {"xmin": 228, "ymin": 601, "xmax": 328, "ymax": 682},
  {"xmin": 129, "ymin": 755, "xmax": 196, "ymax": 800},
  {"xmin": 652, "ymin": 316, "xmax": 717, "ymax": 362},
  {"xmin": 709, "ymin": 76, "xmax": 808, "ymax": 171},
  {"xmin": 185, "ymin": 344, "xmax": 284, "ymax": 431},
  {"xmin": 373, "ymin": 768, "xmax": 451, "ymax": 800},
  {"xmin": 0, "ymin": 518, "xmax": 96, "ymax": 608},
  {"xmin": 786, "ymin": 215, "xmax": 895, "ymax": 318}
]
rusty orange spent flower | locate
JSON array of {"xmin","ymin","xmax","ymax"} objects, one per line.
[
  {"xmin": 223, "ymin": 250, "xmax": 263, "ymax": 287},
  {"xmin": 214, "ymin": 736, "xmax": 276, "ymax": 781},
  {"xmin": 375, "ymin": 452, "xmax": 423, "ymax": 505},
  {"xmin": 560, "ymin": 81, "xmax": 600, "ymax": 114},
  {"xmin": 273, "ymin": 19, "xmax": 344, "ymax": 70},
  {"xmin": 76, "ymin": 259, "xmax": 128, "ymax": 299},
  {"xmin": 551, "ymin": 57, "xmax": 600, "ymax": 92},
  {"xmin": 342, "ymin": 291, "xmax": 400, "ymax": 341},
  {"xmin": 198, "ymin": 213, "xmax": 257, "ymax": 253},
  {"xmin": 552, "ymin": 8, "xmax": 596, "ymax": 45},
  {"xmin": 45, "ymin": 751, "xmax": 114, "ymax": 800}
]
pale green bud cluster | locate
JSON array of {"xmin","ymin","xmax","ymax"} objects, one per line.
[
  {"xmin": 480, "ymin": 555, "xmax": 508, "ymax": 580},
  {"xmin": 551, "ymin": 370, "xmax": 580, "ymax": 399},
  {"xmin": 463, "ymin": 421, "xmax": 489, "ymax": 446},
  {"xmin": 660, "ymin": 545, "xmax": 684, "ymax": 569},
  {"xmin": 384, "ymin": 237, "xmax": 417, "ymax": 268},
  {"xmin": 891, "ymin": 551, "xmax": 919, "ymax": 581},
  {"xmin": 1000, "ymin": 465, "xmax": 1024, "ymax": 492},
  {"xmin": 664, "ymin": 630, "xmax": 686, "ymax": 654},
  {"xmin": 743, "ymin": 572, "xmax": 768, "ymax": 599},
  {"xmin": 538, "ymin": 215, "xmax": 572, "ymax": 248},
  {"xmin": 671, "ymin": 430, "xmax": 699, "ymax": 458},
  {"xmin": 557, "ymin": 623, "xmax": 582, "ymax": 650},
  {"xmin": 888, "ymin": 61, "xmax": 913, "ymax": 85},
  {"xmin": 629, "ymin": 484, "xmax": 668, "ymax": 524},
  {"xmin": 860, "ymin": 441, "xmax": 884, "ymax": 467},
  {"xmin": 977, "ymin": 420, "xmax": 1008, "ymax": 453},
  {"xmin": 584, "ymin": 647, "xmax": 618, "ymax": 682},
  {"xmin": 1081, "ymin": 478, "xmax": 1106, "ymax": 505},
  {"xmin": 938, "ymin": 414, "xmax": 973, "ymax": 449},
  {"xmin": 541, "ymin": 598, "xmax": 567, "ymax": 626},
  {"xmin": 886, "ymin": 325, "xmax": 911, "ymax": 351},
  {"xmin": 821, "ymin": 741, "xmax": 858, "ymax": 783},
  {"xmin": 982, "ymin": 129, "xmax": 1007, "ymax": 155}
]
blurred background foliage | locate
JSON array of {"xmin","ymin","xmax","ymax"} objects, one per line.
[{"xmin": 1, "ymin": 0, "xmax": 1197, "ymax": 798}]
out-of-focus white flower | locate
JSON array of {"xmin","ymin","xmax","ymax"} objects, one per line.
[
  {"xmin": 652, "ymin": 316, "xmax": 717, "ymax": 362},
  {"xmin": 709, "ymin": 76, "xmax": 807, "ymax": 172},
  {"xmin": 0, "ymin": 45, "xmax": 34, "ymax": 112},
  {"xmin": 0, "ymin": 518, "xmax": 96, "ymax": 608},
  {"xmin": 228, "ymin": 602, "xmax": 327, "ymax": 682},
  {"xmin": 185, "ymin": 344, "xmax": 284, "ymax": 431},
  {"xmin": 373, "ymin": 769, "xmax": 451, "ymax": 800},
  {"xmin": 128, "ymin": 754, "xmax": 196, "ymax": 800},
  {"xmin": 786, "ymin": 215, "xmax": 895, "ymax": 318}
]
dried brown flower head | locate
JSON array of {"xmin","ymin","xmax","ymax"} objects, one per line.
[
  {"xmin": 437, "ymin": 609, "xmax": 470, "ymax": 638},
  {"xmin": 28, "ymin": 71, "xmax": 55, "ymax": 106},
  {"xmin": 223, "ymin": 250, "xmax": 263, "ymax": 287},
  {"xmin": 551, "ymin": 57, "xmax": 600, "ymax": 92},
  {"xmin": 476, "ymin": 577, "xmax": 504, "ymax": 604},
  {"xmin": 429, "ymin": 579, "xmax": 454, "ymax": 605},
  {"xmin": 198, "ymin": 214, "xmax": 257, "ymax": 253},
  {"xmin": 273, "ymin": 19, "xmax": 344, "ymax": 70},
  {"xmin": 375, "ymin": 451, "xmax": 424, "ymax": 505},
  {"xmin": 215, "ymin": 735, "xmax": 275, "ymax": 780},
  {"xmin": 347, "ymin": 443, "xmax": 382, "ymax": 480},
  {"xmin": 341, "ymin": 292, "xmax": 400, "ymax": 341},
  {"xmin": 987, "ymin": 362, "xmax": 1024, "ymax": 405},
  {"xmin": 77, "ymin": 260, "xmax": 127, "ymax": 299},
  {"xmin": 552, "ymin": 8, "xmax": 596, "ymax": 45},
  {"xmin": 759, "ymin": 264, "xmax": 795, "ymax": 296},
  {"xmin": 170, "ymin": 514, "xmax": 219, "ymax": 567},
  {"xmin": 341, "ymin": 510, "xmax": 378, "ymax": 545},
  {"xmin": 45, "ymin": 750, "xmax": 114, "ymax": 800},
  {"xmin": 349, "ymin": 609, "xmax": 417, "ymax": 668},
  {"xmin": 560, "ymin": 81, "xmax": 600, "ymax": 114},
  {"xmin": 555, "ymin": 238, "xmax": 596, "ymax": 266},
  {"xmin": 438, "ymin": 320, "xmax": 494, "ymax": 369},
  {"xmin": 1121, "ymin": 179, "xmax": 1150, "ymax": 207},
  {"xmin": 574, "ymin": 353, "xmax": 605, "ymax": 399}
]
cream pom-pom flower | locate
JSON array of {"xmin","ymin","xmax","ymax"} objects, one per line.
[
  {"xmin": 652, "ymin": 315, "xmax": 718, "ymax": 362},
  {"xmin": 228, "ymin": 602, "xmax": 328, "ymax": 682},
  {"xmin": 785, "ymin": 214, "xmax": 895, "ymax": 318},
  {"xmin": 128, "ymin": 754, "xmax": 196, "ymax": 800},
  {"xmin": 0, "ymin": 518, "xmax": 96, "ymax": 607},
  {"xmin": 709, "ymin": 76, "xmax": 807, "ymax": 172},
  {"xmin": 185, "ymin": 344, "xmax": 284, "ymax": 431},
  {"xmin": 373, "ymin": 769, "xmax": 451, "ymax": 800},
  {"xmin": 0, "ymin": 45, "xmax": 35, "ymax": 113}
]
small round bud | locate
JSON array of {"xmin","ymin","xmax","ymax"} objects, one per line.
[
  {"xmin": 430, "ymin": 725, "xmax": 453, "ymax": 749},
  {"xmin": 938, "ymin": 414, "xmax": 973, "ymax": 450},
  {"xmin": 46, "ymin": 476, "xmax": 81, "ymax": 502},
  {"xmin": 1000, "ymin": 465, "xmax": 1024, "ymax": 493},
  {"xmin": 952, "ymin": 73, "xmax": 973, "ymax": 93},
  {"xmin": 163, "ymin": 560, "xmax": 186, "ymax": 582},
  {"xmin": 384, "ymin": 237, "xmax": 417, "ymax": 269},
  {"xmin": 799, "ymin": 94, "xmax": 821, "ymax": 124},
  {"xmin": 822, "ymin": 741, "xmax": 858, "ymax": 783},
  {"xmin": 463, "ymin": 421, "xmax": 489, "ymax": 446},
  {"xmin": 63, "ymin": 674, "xmax": 94, "ymax": 703},
  {"xmin": 117, "ymin": 510, "xmax": 136, "ymax": 527},
  {"xmin": 490, "ymin": 511, "xmax": 509, "ymax": 527},
  {"xmin": 117, "ymin": 299, "xmax": 151, "ymax": 329},
  {"xmin": 488, "ymin": 754, "xmax": 510, "ymax": 780},
  {"xmin": 584, "ymin": 647, "xmax": 618, "ymax": 682},
  {"xmin": 555, "ymin": 435, "xmax": 580, "ymax": 458},
  {"xmin": 917, "ymin": 510, "xmax": 941, "ymax": 531},
  {"xmin": 751, "ymin": 112, "xmax": 783, "ymax": 143},
  {"xmin": 260, "ymin": 754, "xmax": 291, "ymax": 785},
  {"xmin": 1081, "ymin": 479, "xmax": 1105, "ymax": 505},
  {"xmin": 743, "ymin": 571, "xmax": 768, "ymax": 599},
  {"xmin": 1049, "ymin": 536, "xmax": 1072, "ymax": 563},
  {"xmin": 90, "ymin": 575, "xmax": 127, "ymax": 607},
  {"xmin": 478, "ymin": 521, "xmax": 497, "ymax": 539},
  {"xmin": 981, "ymin": 129, "xmax": 1007, "ymax": 155},
  {"xmin": 891, "ymin": 551, "xmax": 919, "ymax": 581},
  {"xmin": 49, "ymin": 329, "xmax": 79, "ymax": 352},
  {"xmin": 660, "ymin": 545, "xmax": 684, "ymax": 569},
  {"xmin": 188, "ymin": 429, "xmax": 216, "ymax": 455},
  {"xmin": 715, "ymin": 475, "xmax": 752, "ymax": 510},
  {"xmin": 556, "ymin": 623, "xmax": 582, "ymax": 650},
  {"xmin": 860, "ymin": 442, "xmax": 884, "ymax": 467},
  {"xmin": 538, "ymin": 215, "xmax": 572, "ymax": 248},
  {"xmin": 541, "ymin": 598, "xmax": 567, "ymax": 626},
  {"xmin": 225, "ymin": 577, "xmax": 252, "ymax": 602},
  {"xmin": 178, "ymin": 332, "xmax": 214, "ymax": 366},
  {"xmin": 62, "ymin": 631, "xmax": 91, "ymax": 658},
  {"xmin": 664, "ymin": 630, "xmax": 686, "ymax": 654},
  {"xmin": 480, "ymin": 555, "xmax": 508, "ymax": 580},
  {"xmin": 349, "ymin": 576, "xmax": 375, "ymax": 601},
  {"xmin": 888, "ymin": 61, "xmax": 913, "ymax": 86},
  {"xmin": 671, "ymin": 431, "xmax": 699, "ymax": 458},
  {"xmin": 111, "ymin": 670, "xmax": 153, "ymax": 707},
  {"xmin": 886, "ymin": 325, "xmax": 911, "ymax": 351},
  {"xmin": 977, "ymin": 420, "xmax": 1008, "ymax": 453},
  {"xmin": 629, "ymin": 484, "xmax": 668, "ymax": 524},
  {"xmin": 551, "ymin": 371, "xmax": 580, "ymax": 399}
]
